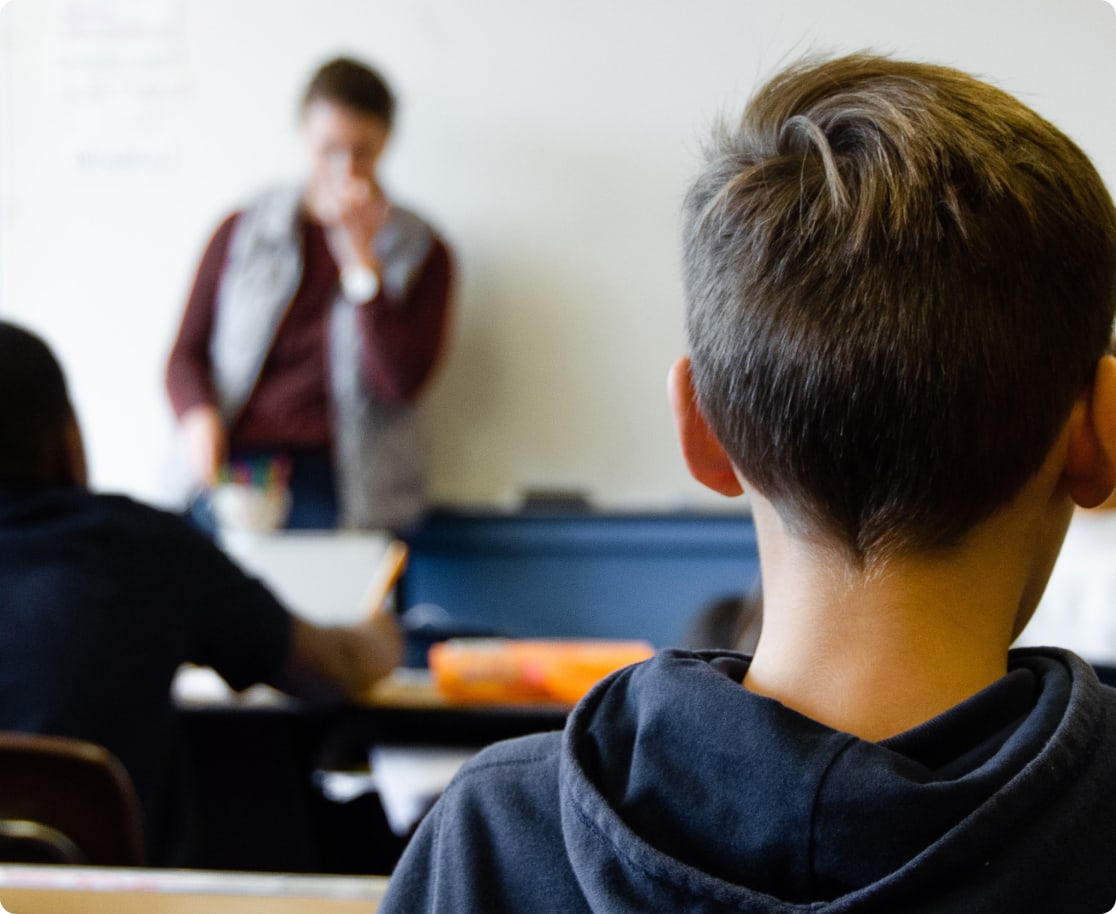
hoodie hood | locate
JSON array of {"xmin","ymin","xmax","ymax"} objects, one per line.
[{"xmin": 558, "ymin": 648, "xmax": 1116, "ymax": 913}]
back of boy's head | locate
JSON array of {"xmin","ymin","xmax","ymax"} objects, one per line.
[
  {"xmin": 0, "ymin": 321, "xmax": 76, "ymax": 485},
  {"xmin": 682, "ymin": 53, "xmax": 1116, "ymax": 558}
]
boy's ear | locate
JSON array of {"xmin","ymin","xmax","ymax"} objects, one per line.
[
  {"xmin": 1064, "ymin": 354, "xmax": 1116, "ymax": 509},
  {"xmin": 668, "ymin": 356, "xmax": 744, "ymax": 497}
]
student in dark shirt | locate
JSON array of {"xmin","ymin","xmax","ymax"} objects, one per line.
[
  {"xmin": 0, "ymin": 320, "xmax": 402, "ymax": 865},
  {"xmin": 381, "ymin": 54, "xmax": 1116, "ymax": 913}
]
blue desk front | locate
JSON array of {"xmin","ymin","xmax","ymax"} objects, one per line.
[{"xmin": 398, "ymin": 509, "xmax": 760, "ymax": 655}]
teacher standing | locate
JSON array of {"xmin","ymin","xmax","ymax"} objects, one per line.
[{"xmin": 166, "ymin": 57, "xmax": 453, "ymax": 532}]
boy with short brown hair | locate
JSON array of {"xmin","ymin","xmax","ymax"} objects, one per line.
[{"xmin": 382, "ymin": 54, "xmax": 1116, "ymax": 912}]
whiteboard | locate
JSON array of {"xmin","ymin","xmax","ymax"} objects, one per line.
[{"xmin": 1, "ymin": 0, "xmax": 1114, "ymax": 511}]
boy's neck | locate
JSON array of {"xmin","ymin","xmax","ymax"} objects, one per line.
[{"xmin": 742, "ymin": 482, "xmax": 1073, "ymax": 742}]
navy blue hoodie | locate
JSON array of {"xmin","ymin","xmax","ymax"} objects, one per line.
[{"xmin": 382, "ymin": 648, "xmax": 1116, "ymax": 913}]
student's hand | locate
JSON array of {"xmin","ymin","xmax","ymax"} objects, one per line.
[
  {"xmin": 180, "ymin": 404, "xmax": 227, "ymax": 488},
  {"xmin": 356, "ymin": 611, "xmax": 406, "ymax": 685},
  {"xmin": 288, "ymin": 614, "xmax": 404, "ymax": 699}
]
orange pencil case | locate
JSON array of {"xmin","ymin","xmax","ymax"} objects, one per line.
[{"xmin": 428, "ymin": 638, "xmax": 655, "ymax": 705}]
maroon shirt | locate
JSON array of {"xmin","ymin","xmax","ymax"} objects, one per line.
[{"xmin": 166, "ymin": 207, "xmax": 453, "ymax": 449}]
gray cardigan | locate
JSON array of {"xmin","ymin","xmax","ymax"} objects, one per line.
[{"xmin": 208, "ymin": 185, "xmax": 434, "ymax": 530}]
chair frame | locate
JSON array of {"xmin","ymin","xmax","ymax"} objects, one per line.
[{"xmin": 0, "ymin": 731, "xmax": 146, "ymax": 866}]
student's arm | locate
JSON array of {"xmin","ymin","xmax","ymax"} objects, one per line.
[
  {"xmin": 169, "ymin": 507, "xmax": 402, "ymax": 698},
  {"xmin": 284, "ymin": 612, "xmax": 403, "ymax": 699}
]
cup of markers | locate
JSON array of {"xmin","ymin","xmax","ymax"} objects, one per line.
[{"xmin": 209, "ymin": 456, "xmax": 293, "ymax": 534}]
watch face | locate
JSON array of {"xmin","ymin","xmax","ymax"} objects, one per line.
[{"xmin": 342, "ymin": 266, "xmax": 380, "ymax": 302}]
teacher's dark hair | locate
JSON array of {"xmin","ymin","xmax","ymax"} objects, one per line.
[{"xmin": 302, "ymin": 56, "xmax": 396, "ymax": 127}]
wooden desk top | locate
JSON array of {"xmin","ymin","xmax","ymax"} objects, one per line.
[
  {"xmin": 362, "ymin": 668, "xmax": 463, "ymax": 708},
  {"xmin": 363, "ymin": 668, "xmax": 572, "ymax": 712},
  {"xmin": 0, "ymin": 866, "xmax": 386, "ymax": 914},
  {"xmin": 174, "ymin": 667, "xmax": 570, "ymax": 749},
  {"xmin": 176, "ymin": 666, "xmax": 571, "ymax": 714}
]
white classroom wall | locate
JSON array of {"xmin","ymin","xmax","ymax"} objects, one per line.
[{"xmin": 0, "ymin": 0, "xmax": 1114, "ymax": 510}]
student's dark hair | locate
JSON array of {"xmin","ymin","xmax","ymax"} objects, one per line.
[
  {"xmin": 681, "ymin": 53, "xmax": 1116, "ymax": 558},
  {"xmin": 301, "ymin": 56, "xmax": 395, "ymax": 127},
  {"xmin": 0, "ymin": 321, "xmax": 76, "ymax": 484}
]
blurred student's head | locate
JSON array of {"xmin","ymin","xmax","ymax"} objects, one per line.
[
  {"xmin": 0, "ymin": 321, "xmax": 86, "ymax": 486},
  {"xmin": 680, "ymin": 53, "xmax": 1116, "ymax": 559}
]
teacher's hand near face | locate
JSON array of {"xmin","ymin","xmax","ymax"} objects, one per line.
[{"xmin": 320, "ymin": 174, "xmax": 389, "ymax": 276}]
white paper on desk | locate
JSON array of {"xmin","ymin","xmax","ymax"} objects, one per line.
[
  {"xmin": 171, "ymin": 664, "xmax": 292, "ymax": 707},
  {"xmin": 370, "ymin": 746, "xmax": 478, "ymax": 835},
  {"xmin": 219, "ymin": 531, "xmax": 392, "ymax": 626}
]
